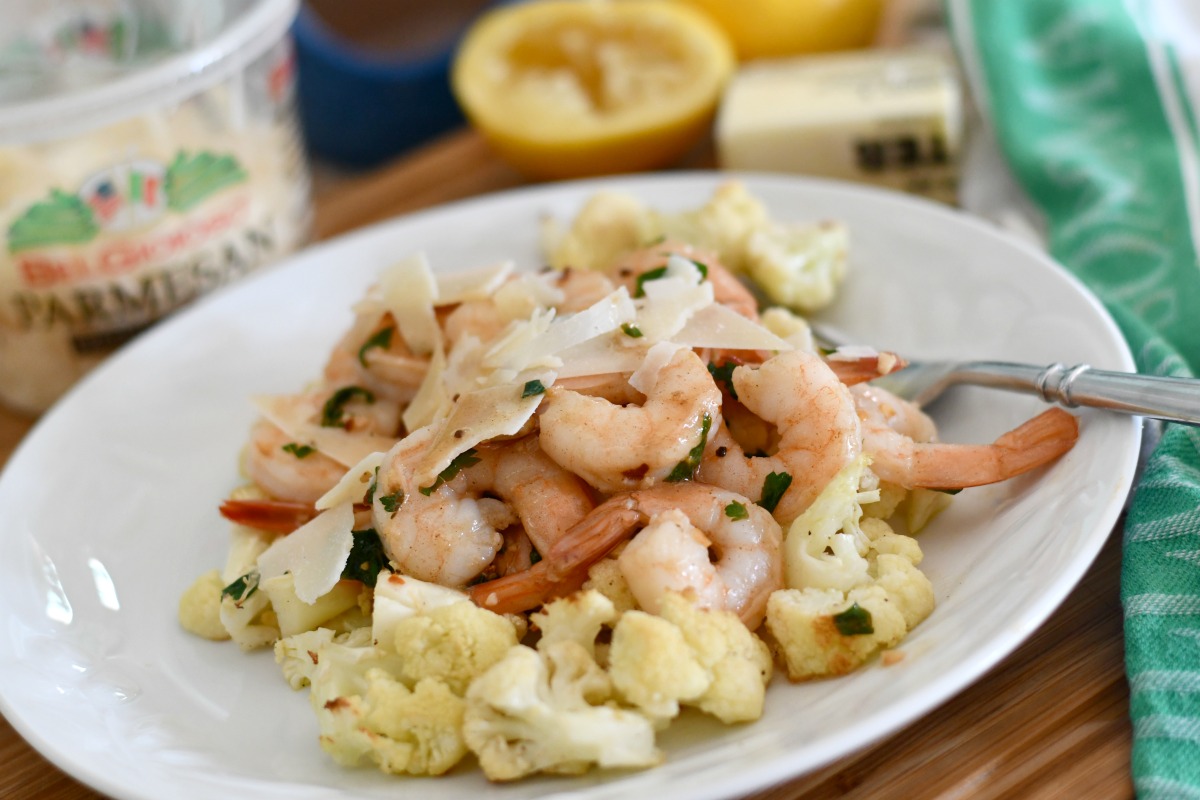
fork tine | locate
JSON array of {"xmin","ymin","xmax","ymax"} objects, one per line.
[{"xmin": 807, "ymin": 322, "xmax": 856, "ymax": 351}]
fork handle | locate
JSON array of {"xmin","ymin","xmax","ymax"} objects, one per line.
[{"xmin": 953, "ymin": 362, "xmax": 1200, "ymax": 426}]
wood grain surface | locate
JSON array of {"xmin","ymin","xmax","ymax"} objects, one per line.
[{"xmin": 0, "ymin": 128, "xmax": 1135, "ymax": 800}]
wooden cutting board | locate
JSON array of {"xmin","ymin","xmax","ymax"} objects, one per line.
[{"xmin": 0, "ymin": 129, "xmax": 1134, "ymax": 800}]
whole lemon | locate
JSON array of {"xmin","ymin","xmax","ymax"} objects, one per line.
[{"xmin": 678, "ymin": 0, "xmax": 885, "ymax": 61}]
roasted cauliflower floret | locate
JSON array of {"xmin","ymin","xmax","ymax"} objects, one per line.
[
  {"xmin": 542, "ymin": 181, "xmax": 848, "ymax": 312},
  {"xmin": 657, "ymin": 593, "xmax": 773, "ymax": 723},
  {"xmin": 531, "ymin": 588, "xmax": 618, "ymax": 659},
  {"xmin": 741, "ymin": 220, "xmax": 848, "ymax": 311},
  {"xmin": 463, "ymin": 641, "xmax": 661, "ymax": 781},
  {"xmin": 275, "ymin": 627, "xmax": 336, "ymax": 689},
  {"xmin": 608, "ymin": 609, "xmax": 709, "ymax": 723},
  {"xmin": 784, "ymin": 454, "xmax": 880, "ymax": 592},
  {"xmin": 767, "ymin": 585, "xmax": 907, "ymax": 679},
  {"xmin": 542, "ymin": 191, "xmax": 657, "ymax": 272},
  {"xmin": 319, "ymin": 670, "xmax": 468, "ymax": 776},
  {"xmin": 582, "ymin": 556, "xmax": 639, "ymax": 615},
  {"xmin": 282, "ymin": 626, "xmax": 467, "ymax": 776},
  {"xmin": 390, "ymin": 600, "xmax": 519, "ymax": 694},
  {"xmin": 608, "ymin": 592, "xmax": 772, "ymax": 725},
  {"xmin": 178, "ymin": 569, "xmax": 231, "ymax": 640},
  {"xmin": 770, "ymin": 457, "xmax": 936, "ymax": 680}
]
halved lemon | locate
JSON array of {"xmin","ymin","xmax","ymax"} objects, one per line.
[{"xmin": 451, "ymin": 0, "xmax": 735, "ymax": 180}]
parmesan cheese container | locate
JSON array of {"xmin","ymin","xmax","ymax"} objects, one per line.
[{"xmin": 0, "ymin": 0, "xmax": 311, "ymax": 414}]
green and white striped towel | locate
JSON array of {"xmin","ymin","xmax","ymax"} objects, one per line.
[{"xmin": 950, "ymin": 1, "xmax": 1200, "ymax": 795}]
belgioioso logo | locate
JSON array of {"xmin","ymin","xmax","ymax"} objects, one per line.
[{"xmin": 6, "ymin": 151, "xmax": 247, "ymax": 254}]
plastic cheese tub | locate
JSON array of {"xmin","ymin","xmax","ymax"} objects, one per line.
[{"xmin": 0, "ymin": 0, "xmax": 311, "ymax": 414}]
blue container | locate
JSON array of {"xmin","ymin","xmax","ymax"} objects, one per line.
[{"xmin": 292, "ymin": 3, "xmax": 480, "ymax": 168}]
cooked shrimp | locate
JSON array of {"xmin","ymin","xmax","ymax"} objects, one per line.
[
  {"xmin": 441, "ymin": 299, "xmax": 510, "ymax": 346},
  {"xmin": 527, "ymin": 483, "xmax": 782, "ymax": 627},
  {"xmin": 554, "ymin": 373, "xmax": 645, "ymax": 405},
  {"xmin": 242, "ymin": 418, "xmax": 352, "ymax": 504},
  {"xmin": 373, "ymin": 429, "xmax": 502, "ymax": 587},
  {"xmin": 609, "ymin": 241, "xmax": 759, "ymax": 320},
  {"xmin": 698, "ymin": 349, "xmax": 861, "ymax": 524},
  {"xmin": 468, "ymin": 559, "xmax": 591, "ymax": 614},
  {"xmin": 539, "ymin": 348, "xmax": 722, "ymax": 493},
  {"xmin": 324, "ymin": 313, "xmax": 428, "ymax": 405},
  {"xmin": 825, "ymin": 352, "xmax": 908, "ymax": 386},
  {"xmin": 458, "ymin": 436, "xmax": 596, "ymax": 555},
  {"xmin": 707, "ymin": 351, "xmax": 908, "ymax": 388},
  {"xmin": 493, "ymin": 527, "xmax": 536, "ymax": 577},
  {"xmin": 374, "ymin": 433, "xmax": 594, "ymax": 587},
  {"xmin": 218, "ymin": 498, "xmax": 373, "ymax": 533},
  {"xmin": 852, "ymin": 383, "xmax": 937, "ymax": 443},
  {"xmin": 863, "ymin": 406, "xmax": 1079, "ymax": 490},
  {"xmin": 552, "ymin": 266, "xmax": 617, "ymax": 313}
]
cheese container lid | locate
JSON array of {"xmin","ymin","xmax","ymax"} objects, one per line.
[{"xmin": 0, "ymin": 0, "xmax": 298, "ymax": 144}]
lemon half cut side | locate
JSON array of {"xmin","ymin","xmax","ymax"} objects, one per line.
[{"xmin": 452, "ymin": 0, "xmax": 736, "ymax": 180}]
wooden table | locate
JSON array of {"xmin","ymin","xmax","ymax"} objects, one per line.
[{"xmin": 0, "ymin": 129, "xmax": 1134, "ymax": 800}]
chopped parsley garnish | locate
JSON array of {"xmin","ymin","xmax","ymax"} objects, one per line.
[
  {"xmin": 933, "ymin": 488, "xmax": 963, "ymax": 495},
  {"xmin": 621, "ymin": 323, "xmax": 644, "ymax": 338},
  {"xmin": 634, "ymin": 266, "xmax": 668, "ymax": 297},
  {"xmin": 341, "ymin": 529, "xmax": 391, "ymax": 587},
  {"xmin": 690, "ymin": 259, "xmax": 709, "ymax": 279},
  {"xmin": 707, "ymin": 361, "xmax": 738, "ymax": 399},
  {"xmin": 833, "ymin": 603, "xmax": 874, "ymax": 636},
  {"xmin": 357, "ymin": 326, "xmax": 394, "ymax": 366},
  {"xmin": 818, "ymin": 346, "xmax": 838, "ymax": 356},
  {"xmin": 281, "ymin": 442, "xmax": 315, "ymax": 459},
  {"xmin": 665, "ymin": 414, "xmax": 712, "ymax": 482},
  {"xmin": 365, "ymin": 466, "xmax": 379, "ymax": 504},
  {"xmin": 221, "ymin": 571, "xmax": 260, "ymax": 604},
  {"xmin": 419, "ymin": 449, "xmax": 482, "ymax": 495},
  {"xmin": 759, "ymin": 471, "xmax": 793, "ymax": 513},
  {"xmin": 529, "ymin": 548, "xmax": 542, "ymax": 565},
  {"xmin": 320, "ymin": 386, "xmax": 375, "ymax": 428},
  {"xmin": 378, "ymin": 489, "xmax": 404, "ymax": 514},
  {"xmin": 724, "ymin": 501, "xmax": 749, "ymax": 521},
  {"xmin": 645, "ymin": 234, "xmax": 667, "ymax": 246},
  {"xmin": 522, "ymin": 379, "xmax": 547, "ymax": 398}
]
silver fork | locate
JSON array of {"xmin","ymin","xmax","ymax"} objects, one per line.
[{"xmin": 810, "ymin": 324, "xmax": 1200, "ymax": 426}]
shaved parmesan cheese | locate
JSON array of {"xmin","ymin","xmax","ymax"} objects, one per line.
[
  {"xmin": 252, "ymin": 395, "xmax": 398, "ymax": 468},
  {"xmin": 665, "ymin": 253, "xmax": 706, "ymax": 283},
  {"xmin": 672, "ymin": 303, "xmax": 795, "ymax": 351},
  {"xmin": 436, "ymin": 260, "xmax": 514, "ymax": 305},
  {"xmin": 412, "ymin": 375, "xmax": 554, "ymax": 487},
  {"xmin": 629, "ymin": 341, "xmax": 684, "ymax": 395},
  {"xmin": 636, "ymin": 277, "xmax": 713, "ymax": 341},
  {"xmin": 760, "ymin": 307, "xmax": 815, "ymax": 351},
  {"xmin": 380, "ymin": 252, "xmax": 440, "ymax": 356},
  {"xmin": 554, "ymin": 332, "xmax": 647, "ymax": 378},
  {"xmin": 828, "ymin": 344, "xmax": 880, "ymax": 361},
  {"xmin": 402, "ymin": 342, "xmax": 448, "ymax": 432},
  {"xmin": 315, "ymin": 450, "xmax": 386, "ymax": 510},
  {"xmin": 485, "ymin": 288, "xmax": 635, "ymax": 373},
  {"xmin": 256, "ymin": 502, "xmax": 355, "ymax": 604},
  {"xmin": 373, "ymin": 573, "xmax": 469, "ymax": 653},
  {"xmin": 483, "ymin": 307, "xmax": 558, "ymax": 372},
  {"xmin": 493, "ymin": 272, "xmax": 564, "ymax": 318}
]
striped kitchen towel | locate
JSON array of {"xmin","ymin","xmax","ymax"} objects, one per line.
[{"xmin": 949, "ymin": 0, "xmax": 1200, "ymax": 795}]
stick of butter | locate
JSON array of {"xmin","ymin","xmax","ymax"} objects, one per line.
[{"xmin": 716, "ymin": 48, "xmax": 963, "ymax": 204}]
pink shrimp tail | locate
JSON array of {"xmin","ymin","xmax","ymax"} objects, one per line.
[
  {"xmin": 912, "ymin": 407, "xmax": 1079, "ymax": 490},
  {"xmin": 825, "ymin": 352, "xmax": 908, "ymax": 386}
]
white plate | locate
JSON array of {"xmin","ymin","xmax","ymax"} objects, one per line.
[{"xmin": 0, "ymin": 174, "xmax": 1140, "ymax": 800}]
